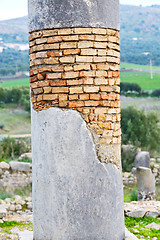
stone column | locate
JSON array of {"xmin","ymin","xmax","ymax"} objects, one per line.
[
  {"xmin": 28, "ymin": 1, "xmax": 125, "ymax": 239},
  {"xmin": 137, "ymin": 167, "xmax": 156, "ymax": 201}
]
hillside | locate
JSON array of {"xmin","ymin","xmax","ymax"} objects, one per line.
[
  {"xmin": 120, "ymin": 4, "xmax": 160, "ymax": 66},
  {"xmin": 0, "ymin": 4, "xmax": 160, "ymax": 76},
  {"xmin": 0, "ymin": 16, "xmax": 28, "ymax": 34}
]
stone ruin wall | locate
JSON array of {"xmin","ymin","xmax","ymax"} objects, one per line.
[{"xmin": 29, "ymin": 27, "xmax": 121, "ymax": 168}]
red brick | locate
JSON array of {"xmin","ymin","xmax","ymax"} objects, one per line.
[
  {"xmin": 68, "ymin": 101, "xmax": 84, "ymax": 108},
  {"xmin": 63, "ymin": 49, "xmax": 80, "ymax": 55},
  {"xmin": 52, "ymin": 66, "xmax": 64, "ymax": 72},
  {"xmin": 52, "ymin": 87, "xmax": 69, "ymax": 93},
  {"xmin": 30, "ymin": 75, "xmax": 38, "ymax": 83},
  {"xmin": 50, "ymin": 80, "xmax": 66, "ymax": 86},
  {"xmin": 46, "ymin": 73, "xmax": 61, "ymax": 79},
  {"xmin": 69, "ymin": 95, "xmax": 78, "ymax": 100},
  {"xmin": 59, "ymin": 94, "xmax": 68, "ymax": 101},
  {"xmin": 79, "ymin": 94, "xmax": 89, "ymax": 100},
  {"xmin": 47, "ymin": 50, "xmax": 63, "ymax": 57},
  {"xmin": 112, "ymin": 71, "xmax": 119, "ymax": 77},
  {"xmin": 83, "ymin": 78, "xmax": 94, "ymax": 85},
  {"xmin": 47, "ymin": 36, "xmax": 62, "ymax": 43},
  {"xmin": 84, "ymin": 101, "xmax": 100, "ymax": 107},
  {"xmin": 90, "ymin": 94, "xmax": 101, "ymax": 100},
  {"xmin": 99, "ymin": 86, "xmax": 112, "ymax": 92}
]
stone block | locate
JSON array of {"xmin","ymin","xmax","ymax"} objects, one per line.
[
  {"xmin": 9, "ymin": 161, "xmax": 31, "ymax": 172},
  {"xmin": 31, "ymin": 108, "xmax": 125, "ymax": 240},
  {"xmin": 135, "ymin": 151, "xmax": 150, "ymax": 168},
  {"xmin": 0, "ymin": 161, "xmax": 10, "ymax": 170},
  {"xmin": 137, "ymin": 167, "xmax": 155, "ymax": 201}
]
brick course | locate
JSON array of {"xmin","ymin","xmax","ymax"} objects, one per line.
[{"xmin": 29, "ymin": 27, "xmax": 121, "ymax": 148}]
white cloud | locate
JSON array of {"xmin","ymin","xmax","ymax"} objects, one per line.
[
  {"xmin": 120, "ymin": 0, "xmax": 160, "ymax": 6},
  {"xmin": 0, "ymin": 9, "xmax": 28, "ymax": 21}
]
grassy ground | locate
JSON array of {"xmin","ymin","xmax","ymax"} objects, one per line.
[
  {"xmin": 125, "ymin": 217, "xmax": 160, "ymax": 240},
  {"xmin": 0, "ymin": 104, "xmax": 31, "ymax": 135},
  {"xmin": 120, "ymin": 71, "xmax": 160, "ymax": 90},
  {"xmin": 120, "ymin": 96, "xmax": 160, "ymax": 121},
  {"xmin": 121, "ymin": 62, "xmax": 160, "ymax": 71},
  {"xmin": 0, "ymin": 78, "xmax": 29, "ymax": 88}
]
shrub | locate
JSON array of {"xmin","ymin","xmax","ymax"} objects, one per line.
[
  {"xmin": 152, "ymin": 89, "xmax": 160, "ymax": 97},
  {"xmin": 0, "ymin": 86, "xmax": 30, "ymax": 112},
  {"xmin": 0, "ymin": 138, "xmax": 30, "ymax": 160},
  {"xmin": 120, "ymin": 82, "xmax": 141, "ymax": 94},
  {"xmin": 121, "ymin": 107, "xmax": 160, "ymax": 152},
  {"xmin": 121, "ymin": 145, "xmax": 137, "ymax": 172}
]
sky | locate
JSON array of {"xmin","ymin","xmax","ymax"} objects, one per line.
[{"xmin": 0, "ymin": 0, "xmax": 160, "ymax": 21}]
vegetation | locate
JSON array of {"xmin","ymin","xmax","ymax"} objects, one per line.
[
  {"xmin": 0, "ymin": 48, "xmax": 29, "ymax": 76},
  {"xmin": 0, "ymin": 104, "xmax": 31, "ymax": 135},
  {"xmin": 120, "ymin": 5, "xmax": 160, "ymax": 66},
  {"xmin": 0, "ymin": 86, "xmax": 30, "ymax": 111},
  {"xmin": 120, "ymin": 82, "xmax": 141, "ymax": 94},
  {"xmin": 120, "ymin": 71, "xmax": 160, "ymax": 91},
  {"xmin": 125, "ymin": 217, "xmax": 160, "ymax": 240},
  {"xmin": 0, "ymin": 137, "xmax": 30, "ymax": 162},
  {"xmin": 124, "ymin": 186, "xmax": 138, "ymax": 202},
  {"xmin": 121, "ymin": 145, "xmax": 137, "ymax": 172},
  {"xmin": 0, "ymin": 78, "xmax": 29, "ymax": 88},
  {"xmin": 152, "ymin": 89, "xmax": 160, "ymax": 97},
  {"xmin": 121, "ymin": 107, "xmax": 160, "ymax": 152}
]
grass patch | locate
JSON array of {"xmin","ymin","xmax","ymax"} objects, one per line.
[
  {"xmin": 120, "ymin": 71, "xmax": 160, "ymax": 90},
  {"xmin": 124, "ymin": 186, "xmax": 138, "ymax": 202},
  {"xmin": 0, "ymin": 221, "xmax": 32, "ymax": 228},
  {"xmin": 121, "ymin": 62, "xmax": 160, "ymax": 71},
  {"xmin": 0, "ymin": 184, "xmax": 32, "ymax": 200},
  {"xmin": 125, "ymin": 217, "xmax": 160, "ymax": 239},
  {"xmin": 0, "ymin": 221, "xmax": 33, "ymax": 237},
  {"xmin": 0, "ymin": 78, "xmax": 29, "ymax": 88},
  {"xmin": 0, "ymin": 104, "xmax": 30, "ymax": 135}
]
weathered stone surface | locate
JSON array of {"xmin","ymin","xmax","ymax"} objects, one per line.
[
  {"xmin": 29, "ymin": 0, "xmax": 120, "ymax": 32},
  {"xmin": 0, "ymin": 206, "xmax": 7, "ymax": 219},
  {"xmin": 145, "ymin": 222, "xmax": 160, "ymax": 230},
  {"xmin": 135, "ymin": 151, "xmax": 150, "ymax": 168},
  {"xmin": 18, "ymin": 230, "xmax": 33, "ymax": 240},
  {"xmin": 137, "ymin": 167, "xmax": 155, "ymax": 201},
  {"xmin": 145, "ymin": 211, "xmax": 159, "ymax": 218},
  {"xmin": 31, "ymin": 108, "xmax": 125, "ymax": 240},
  {"xmin": 19, "ymin": 153, "xmax": 32, "ymax": 160},
  {"xmin": 9, "ymin": 161, "xmax": 31, "ymax": 172},
  {"xmin": 0, "ymin": 161, "xmax": 9, "ymax": 170},
  {"xmin": 125, "ymin": 228, "xmax": 138, "ymax": 240},
  {"xmin": 126, "ymin": 210, "xmax": 146, "ymax": 218}
]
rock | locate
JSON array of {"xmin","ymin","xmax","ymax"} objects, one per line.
[
  {"xmin": 145, "ymin": 211, "xmax": 159, "ymax": 218},
  {"xmin": 16, "ymin": 204, "xmax": 22, "ymax": 211},
  {"xmin": 9, "ymin": 161, "xmax": 31, "ymax": 172},
  {"xmin": 19, "ymin": 153, "xmax": 32, "ymax": 161},
  {"xmin": 0, "ymin": 207, "xmax": 7, "ymax": 219},
  {"xmin": 135, "ymin": 151, "xmax": 150, "ymax": 168},
  {"xmin": 0, "ymin": 161, "xmax": 9, "ymax": 170},
  {"xmin": 18, "ymin": 230, "xmax": 33, "ymax": 240},
  {"xmin": 132, "ymin": 167, "xmax": 137, "ymax": 176},
  {"xmin": 125, "ymin": 227, "xmax": 139, "ymax": 240},
  {"xmin": 137, "ymin": 167, "xmax": 155, "ymax": 201},
  {"xmin": 126, "ymin": 210, "xmax": 146, "ymax": 218},
  {"xmin": 146, "ymin": 222, "xmax": 160, "ymax": 230}
]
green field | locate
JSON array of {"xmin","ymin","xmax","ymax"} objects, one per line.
[
  {"xmin": 121, "ymin": 62, "xmax": 160, "ymax": 71},
  {"xmin": 0, "ymin": 78, "xmax": 29, "ymax": 88},
  {"xmin": 120, "ymin": 71, "xmax": 160, "ymax": 90},
  {"xmin": 0, "ymin": 104, "xmax": 31, "ymax": 135}
]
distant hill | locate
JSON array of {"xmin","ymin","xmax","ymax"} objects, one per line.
[
  {"xmin": 0, "ymin": 16, "xmax": 28, "ymax": 34},
  {"xmin": 0, "ymin": 4, "xmax": 160, "ymax": 76}
]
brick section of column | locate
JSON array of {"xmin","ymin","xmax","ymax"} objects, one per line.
[{"xmin": 29, "ymin": 27, "xmax": 121, "ymax": 166}]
